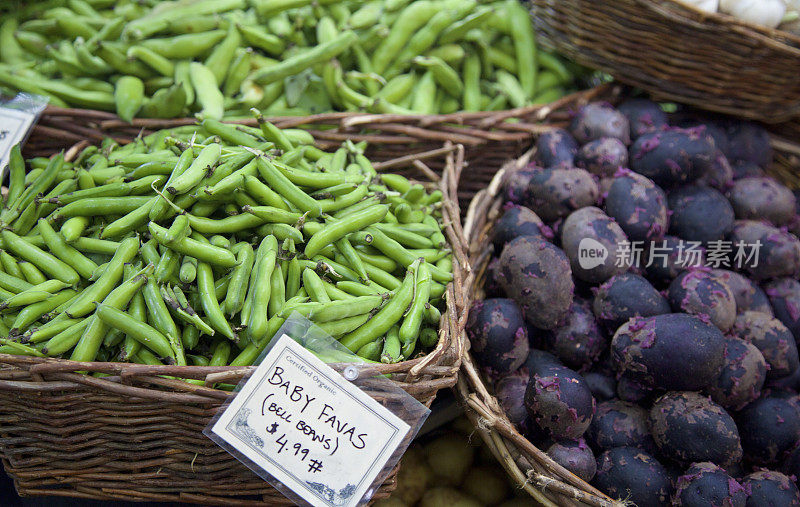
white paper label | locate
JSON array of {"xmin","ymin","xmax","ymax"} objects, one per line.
[
  {"xmin": 209, "ymin": 334, "xmax": 411, "ymax": 507},
  {"xmin": 0, "ymin": 107, "xmax": 36, "ymax": 180}
]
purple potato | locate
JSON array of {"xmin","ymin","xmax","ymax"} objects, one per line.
[
  {"xmin": 593, "ymin": 447, "xmax": 672, "ymax": 506},
  {"xmin": 575, "ymin": 137, "xmax": 629, "ymax": 177},
  {"xmin": 645, "ymin": 235, "xmax": 706, "ymax": 282},
  {"xmin": 697, "ymin": 150, "xmax": 734, "ymax": 191},
  {"xmin": 583, "ymin": 371, "xmax": 617, "ymax": 402},
  {"xmin": 618, "ymin": 98, "xmax": 668, "ymax": 139},
  {"xmin": 496, "ymin": 373, "xmax": 529, "ymax": 430},
  {"xmin": 764, "ymin": 277, "xmax": 800, "ymax": 340},
  {"xmin": 668, "ymin": 185, "xmax": 735, "ymax": 243},
  {"xmin": 532, "ymin": 128, "xmax": 578, "ymax": 168},
  {"xmin": 498, "ymin": 236, "xmax": 574, "ymax": 330},
  {"xmin": 570, "ymin": 102, "xmax": 631, "ymax": 145},
  {"xmin": 504, "ymin": 166, "xmax": 541, "ymax": 204},
  {"xmin": 672, "ymin": 117, "xmax": 730, "ymax": 157},
  {"xmin": 467, "ymin": 299, "xmax": 530, "ymax": 378},
  {"xmin": 616, "ymin": 374, "xmax": 654, "ymax": 404},
  {"xmin": 630, "ymin": 127, "xmax": 716, "ymax": 187},
  {"xmin": 525, "ymin": 167, "xmax": 599, "ymax": 222},
  {"xmin": 731, "ymin": 160, "xmax": 765, "ymax": 180},
  {"xmin": 524, "ymin": 348, "xmax": 563, "ymax": 373},
  {"xmin": 737, "ymin": 394, "xmax": 800, "ymax": 465},
  {"xmin": 561, "ymin": 206, "xmax": 629, "ymax": 284},
  {"xmin": 742, "ymin": 471, "xmax": 800, "ymax": 506},
  {"xmin": 729, "ymin": 177, "xmax": 796, "ymax": 226},
  {"xmin": 605, "ymin": 170, "xmax": 669, "ymax": 242},
  {"xmin": 587, "ymin": 400, "xmax": 655, "ymax": 453},
  {"xmin": 544, "ymin": 298, "xmax": 606, "ymax": 370},
  {"xmin": 674, "ymin": 462, "xmax": 747, "ymax": 507},
  {"xmin": 492, "ymin": 205, "xmax": 548, "ymax": 251},
  {"xmin": 649, "ymin": 391, "xmax": 742, "ymax": 467},
  {"xmin": 733, "ymin": 311, "xmax": 799, "ymax": 379},
  {"xmin": 525, "ymin": 364, "xmax": 595, "ymax": 440},
  {"xmin": 593, "ymin": 273, "xmax": 671, "ymax": 329},
  {"xmin": 546, "ymin": 439, "xmax": 597, "ymax": 482},
  {"xmin": 667, "ymin": 269, "xmax": 737, "ymax": 331},
  {"xmin": 708, "ymin": 336, "xmax": 768, "ymax": 410},
  {"xmin": 710, "ymin": 269, "xmax": 773, "ymax": 315},
  {"xmin": 725, "ymin": 122, "xmax": 773, "ymax": 169},
  {"xmin": 611, "ymin": 313, "xmax": 726, "ymax": 391},
  {"xmin": 729, "ymin": 221, "xmax": 800, "ymax": 280}
]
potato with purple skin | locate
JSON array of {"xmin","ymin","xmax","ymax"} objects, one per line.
[
  {"xmin": 593, "ymin": 273, "xmax": 671, "ymax": 329},
  {"xmin": 708, "ymin": 336, "xmax": 767, "ymax": 410},
  {"xmin": 532, "ymin": 128, "xmax": 578, "ymax": 168},
  {"xmin": 491, "ymin": 205, "xmax": 548, "ymax": 251},
  {"xmin": 605, "ymin": 171, "xmax": 669, "ymax": 242},
  {"xmin": 561, "ymin": 207, "xmax": 628, "ymax": 284},
  {"xmin": 668, "ymin": 185, "xmax": 735, "ymax": 243},
  {"xmin": 498, "ymin": 236, "xmax": 574, "ymax": 330},
  {"xmin": 587, "ymin": 400, "xmax": 656, "ymax": 453},
  {"xmin": 569, "ymin": 103, "xmax": 630, "ymax": 145},
  {"xmin": 673, "ymin": 462, "xmax": 747, "ymax": 507},
  {"xmin": 593, "ymin": 447, "xmax": 672, "ymax": 506},
  {"xmin": 737, "ymin": 394, "xmax": 800, "ymax": 466},
  {"xmin": 649, "ymin": 391, "xmax": 742, "ymax": 467},
  {"xmin": 546, "ymin": 439, "xmax": 596, "ymax": 482},
  {"xmin": 742, "ymin": 471, "xmax": 800, "ymax": 506},
  {"xmin": 764, "ymin": 277, "xmax": 800, "ymax": 340},
  {"xmin": 710, "ymin": 269, "xmax": 773, "ymax": 315},
  {"xmin": 630, "ymin": 127, "xmax": 716, "ymax": 187},
  {"xmin": 503, "ymin": 165, "xmax": 541, "ymax": 204},
  {"xmin": 611, "ymin": 313, "xmax": 726, "ymax": 391},
  {"xmin": 618, "ymin": 98, "xmax": 668, "ymax": 139},
  {"xmin": 466, "ymin": 299, "xmax": 529, "ymax": 379},
  {"xmin": 495, "ymin": 373, "xmax": 529, "ymax": 430},
  {"xmin": 732, "ymin": 160, "xmax": 765, "ymax": 180},
  {"xmin": 733, "ymin": 311, "xmax": 799, "ymax": 379},
  {"xmin": 544, "ymin": 298, "xmax": 606, "ymax": 371},
  {"xmin": 575, "ymin": 137, "xmax": 629, "ymax": 177},
  {"xmin": 524, "ymin": 364, "xmax": 595, "ymax": 440},
  {"xmin": 525, "ymin": 168, "xmax": 599, "ymax": 222},
  {"xmin": 645, "ymin": 235, "xmax": 706, "ymax": 283},
  {"xmin": 729, "ymin": 221, "xmax": 800, "ymax": 280},
  {"xmin": 672, "ymin": 117, "xmax": 730, "ymax": 157},
  {"xmin": 728, "ymin": 177, "xmax": 797, "ymax": 226},
  {"xmin": 725, "ymin": 121, "xmax": 773, "ymax": 169},
  {"xmin": 667, "ymin": 269, "xmax": 737, "ymax": 331},
  {"xmin": 616, "ymin": 374, "xmax": 654, "ymax": 404},
  {"xmin": 781, "ymin": 443, "xmax": 800, "ymax": 487},
  {"xmin": 697, "ymin": 150, "xmax": 734, "ymax": 191}
]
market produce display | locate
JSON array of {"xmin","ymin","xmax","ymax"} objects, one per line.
[
  {"xmin": 469, "ymin": 99, "xmax": 800, "ymax": 505},
  {"xmin": 0, "ymin": 117, "xmax": 452, "ymax": 367},
  {"xmin": 0, "ymin": 0, "xmax": 576, "ymax": 119}
]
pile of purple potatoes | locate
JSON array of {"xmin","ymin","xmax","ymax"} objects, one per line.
[{"xmin": 468, "ymin": 99, "xmax": 800, "ymax": 506}]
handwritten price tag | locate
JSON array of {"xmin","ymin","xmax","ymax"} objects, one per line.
[
  {"xmin": 207, "ymin": 334, "xmax": 411, "ymax": 507},
  {"xmin": 0, "ymin": 106, "xmax": 36, "ymax": 180}
]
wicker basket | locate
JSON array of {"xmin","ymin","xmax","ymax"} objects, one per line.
[
  {"xmin": 23, "ymin": 86, "xmax": 616, "ymax": 211},
  {"xmin": 529, "ymin": 0, "xmax": 800, "ymax": 123},
  {"xmin": 456, "ymin": 134, "xmax": 800, "ymax": 506},
  {"xmin": 0, "ymin": 142, "xmax": 469, "ymax": 505}
]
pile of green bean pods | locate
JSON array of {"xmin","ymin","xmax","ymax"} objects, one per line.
[
  {"xmin": 0, "ymin": 0, "xmax": 578, "ymax": 119},
  {"xmin": 0, "ymin": 116, "xmax": 452, "ymax": 367}
]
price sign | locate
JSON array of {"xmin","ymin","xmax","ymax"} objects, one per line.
[
  {"xmin": 207, "ymin": 334, "xmax": 412, "ymax": 507},
  {"xmin": 0, "ymin": 106, "xmax": 37, "ymax": 179}
]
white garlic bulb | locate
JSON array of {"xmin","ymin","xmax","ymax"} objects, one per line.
[{"xmin": 720, "ymin": 0, "xmax": 787, "ymax": 28}]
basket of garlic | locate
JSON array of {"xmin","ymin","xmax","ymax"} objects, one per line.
[{"xmin": 529, "ymin": 0, "xmax": 800, "ymax": 122}]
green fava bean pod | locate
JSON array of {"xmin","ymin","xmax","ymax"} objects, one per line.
[
  {"xmin": 1, "ymin": 230, "xmax": 80, "ymax": 285},
  {"xmin": 95, "ymin": 304, "xmax": 174, "ymax": 360},
  {"xmin": 223, "ymin": 242, "xmax": 255, "ymax": 317},
  {"xmin": 114, "ymin": 76, "xmax": 144, "ymax": 123},
  {"xmin": 197, "ymin": 262, "xmax": 235, "ymax": 340},
  {"xmin": 246, "ymin": 235, "xmax": 278, "ymax": 344},
  {"xmin": 304, "ymin": 205, "xmax": 388, "ymax": 259},
  {"xmin": 37, "ymin": 219, "xmax": 98, "ymax": 280},
  {"xmin": 399, "ymin": 260, "xmax": 431, "ymax": 345},
  {"xmin": 189, "ymin": 62, "xmax": 224, "ymax": 121},
  {"xmin": 381, "ymin": 325, "xmax": 402, "ymax": 363},
  {"xmin": 148, "ymin": 223, "xmax": 237, "ymax": 268}
]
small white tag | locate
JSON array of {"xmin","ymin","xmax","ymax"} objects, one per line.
[
  {"xmin": 0, "ymin": 107, "xmax": 36, "ymax": 180},
  {"xmin": 208, "ymin": 334, "xmax": 411, "ymax": 507}
]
